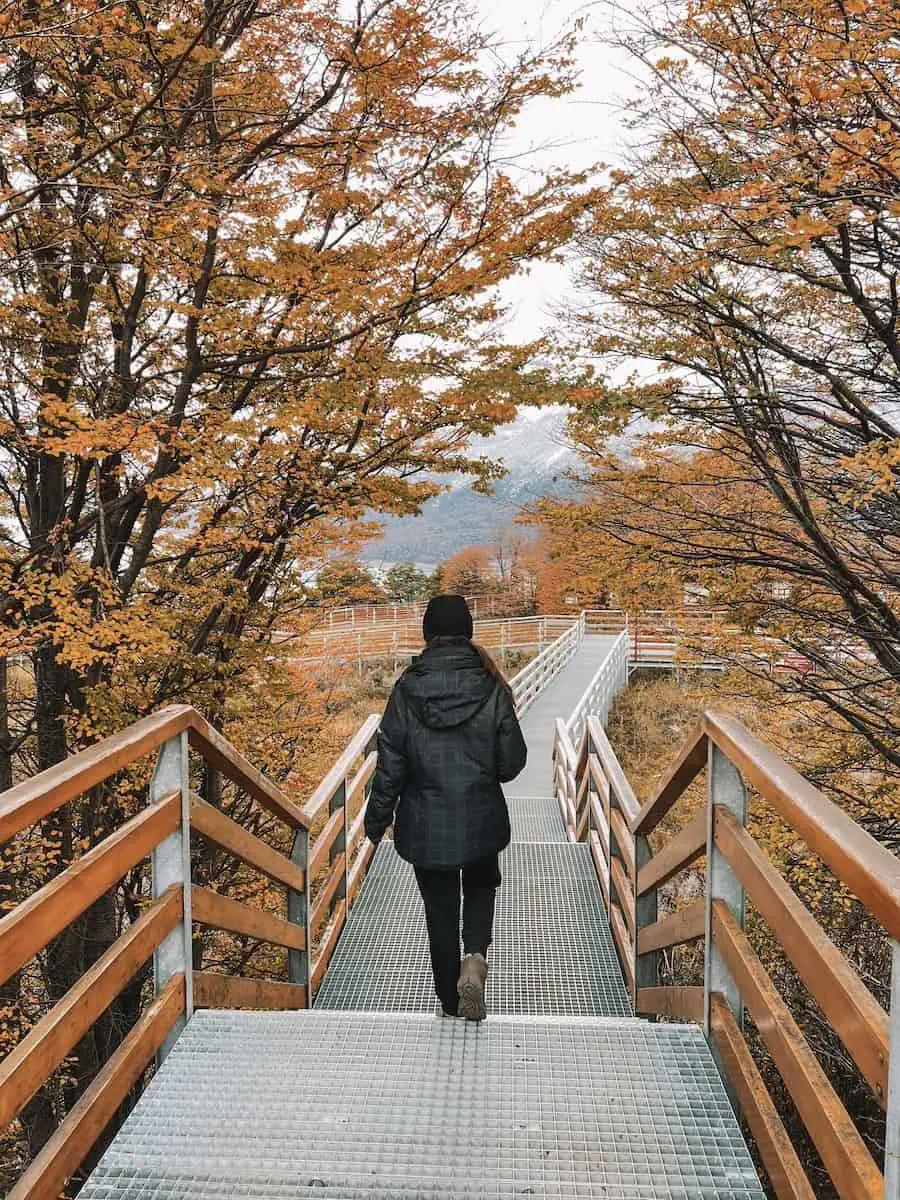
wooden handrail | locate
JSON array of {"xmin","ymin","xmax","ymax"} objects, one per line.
[
  {"xmin": 635, "ymin": 986, "xmax": 704, "ymax": 1022},
  {"xmin": 610, "ymin": 856, "xmax": 635, "ymax": 938},
  {"xmin": 593, "ymin": 694, "xmax": 899, "ymax": 1199},
  {"xmin": 715, "ymin": 805, "xmax": 890, "ymax": 1102},
  {"xmin": 8, "ymin": 973, "xmax": 185, "ymax": 1200},
  {"xmin": 1, "ymin": 703, "xmax": 390, "ymax": 1198},
  {"xmin": 553, "ymin": 718, "xmax": 578, "ymax": 770},
  {"xmin": 709, "ymin": 993, "xmax": 816, "ymax": 1200},
  {"xmin": 635, "ymin": 806, "xmax": 706, "ymax": 897},
  {"xmin": 585, "ymin": 717, "xmax": 641, "ymax": 826},
  {"xmin": 0, "ymin": 886, "xmax": 182, "ymax": 1129},
  {"xmin": 309, "ymin": 808, "xmax": 345, "ymax": 880},
  {"xmin": 311, "ymin": 852, "xmax": 346, "ymax": 936},
  {"xmin": 347, "ymin": 803, "xmax": 368, "ymax": 854},
  {"xmin": 0, "ymin": 791, "xmax": 180, "ymax": 987},
  {"xmin": 0, "ymin": 704, "xmax": 193, "ymax": 844},
  {"xmin": 704, "ymin": 711, "xmax": 900, "ymax": 942},
  {"xmin": 193, "ymin": 972, "xmax": 307, "ymax": 1010},
  {"xmin": 609, "ymin": 902, "xmax": 634, "ymax": 994},
  {"xmin": 609, "ymin": 808, "xmax": 635, "ymax": 880},
  {"xmin": 191, "ymin": 886, "xmax": 307, "ymax": 952},
  {"xmin": 636, "ymin": 899, "xmax": 705, "ymax": 956},
  {"xmin": 712, "ymin": 901, "xmax": 884, "ymax": 1199},
  {"xmin": 631, "ymin": 724, "xmax": 707, "ymax": 836},
  {"xmin": 187, "ymin": 714, "xmax": 308, "ymax": 829},
  {"xmin": 348, "ymin": 839, "xmax": 376, "ymax": 905},
  {"xmin": 190, "ymin": 796, "xmax": 306, "ymax": 893},
  {"xmin": 589, "ymin": 831, "xmax": 610, "ymax": 905},
  {"xmin": 303, "ymin": 714, "xmax": 380, "ymax": 821},
  {"xmin": 311, "ymin": 898, "xmax": 347, "ymax": 993},
  {"xmin": 0, "ymin": 704, "xmax": 312, "ymax": 844},
  {"xmin": 346, "ymin": 751, "xmax": 377, "ymax": 808}
]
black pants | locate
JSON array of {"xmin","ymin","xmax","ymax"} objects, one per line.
[{"xmin": 413, "ymin": 854, "xmax": 502, "ymax": 1014}]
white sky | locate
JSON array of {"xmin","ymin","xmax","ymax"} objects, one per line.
[{"xmin": 474, "ymin": 0, "xmax": 641, "ymax": 342}]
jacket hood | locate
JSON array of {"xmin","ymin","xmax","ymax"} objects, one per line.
[{"xmin": 401, "ymin": 639, "xmax": 494, "ymax": 729}]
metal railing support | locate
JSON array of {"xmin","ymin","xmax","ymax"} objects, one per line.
[
  {"xmin": 287, "ymin": 826, "xmax": 310, "ymax": 994},
  {"xmin": 704, "ymin": 744, "xmax": 746, "ymax": 1033},
  {"xmin": 150, "ymin": 731, "xmax": 193, "ymax": 1061},
  {"xmin": 332, "ymin": 777, "xmax": 348, "ymax": 902},
  {"xmin": 704, "ymin": 743, "xmax": 746, "ymax": 1111},
  {"xmin": 634, "ymin": 833, "xmax": 658, "ymax": 998},
  {"xmin": 885, "ymin": 940, "xmax": 900, "ymax": 1197}
]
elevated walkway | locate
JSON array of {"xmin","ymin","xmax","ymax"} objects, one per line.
[
  {"xmin": 77, "ymin": 634, "xmax": 764, "ymax": 1200},
  {"xmin": 513, "ymin": 632, "xmax": 620, "ymax": 796}
]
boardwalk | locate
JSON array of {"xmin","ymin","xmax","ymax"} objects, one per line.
[
  {"xmin": 514, "ymin": 632, "xmax": 620, "ymax": 796},
  {"xmin": 79, "ymin": 637, "xmax": 764, "ymax": 1200}
]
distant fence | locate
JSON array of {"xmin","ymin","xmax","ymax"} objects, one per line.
[
  {"xmin": 316, "ymin": 594, "xmax": 508, "ymax": 630},
  {"xmin": 288, "ymin": 614, "xmax": 573, "ymax": 666}
]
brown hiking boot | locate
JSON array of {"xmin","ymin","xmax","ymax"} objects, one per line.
[{"xmin": 457, "ymin": 952, "xmax": 488, "ymax": 1022}]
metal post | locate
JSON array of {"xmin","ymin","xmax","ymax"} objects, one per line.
[
  {"xmin": 288, "ymin": 826, "xmax": 310, "ymax": 995},
  {"xmin": 634, "ymin": 833, "xmax": 658, "ymax": 1005},
  {"xmin": 331, "ymin": 778, "xmax": 348, "ymax": 903},
  {"xmin": 151, "ymin": 732, "xmax": 193, "ymax": 1061},
  {"xmin": 885, "ymin": 940, "xmax": 900, "ymax": 1197},
  {"xmin": 704, "ymin": 741, "xmax": 747, "ymax": 1109}
]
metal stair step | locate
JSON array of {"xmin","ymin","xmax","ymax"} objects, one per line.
[
  {"xmin": 81, "ymin": 1010, "xmax": 764, "ymax": 1200},
  {"xmin": 507, "ymin": 795, "xmax": 566, "ymax": 842}
]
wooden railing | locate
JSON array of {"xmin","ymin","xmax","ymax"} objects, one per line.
[
  {"xmin": 300, "ymin": 715, "xmax": 379, "ymax": 999},
  {"xmin": 554, "ymin": 708, "xmax": 900, "ymax": 1200},
  {"xmin": 585, "ymin": 607, "xmax": 822, "ymax": 674},
  {"xmin": 0, "ymin": 705, "xmax": 379, "ymax": 1198}
]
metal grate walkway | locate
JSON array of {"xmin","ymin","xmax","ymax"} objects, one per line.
[
  {"xmin": 80, "ymin": 634, "xmax": 765, "ymax": 1200},
  {"xmin": 314, "ymin": 842, "xmax": 632, "ymax": 1016}
]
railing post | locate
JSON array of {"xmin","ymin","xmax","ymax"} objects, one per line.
[
  {"xmin": 634, "ymin": 834, "xmax": 658, "ymax": 1001},
  {"xmin": 332, "ymin": 777, "xmax": 348, "ymax": 904},
  {"xmin": 704, "ymin": 742, "xmax": 746, "ymax": 1091},
  {"xmin": 885, "ymin": 940, "xmax": 900, "ymax": 1197},
  {"xmin": 150, "ymin": 731, "xmax": 193, "ymax": 1061},
  {"xmin": 288, "ymin": 826, "xmax": 310, "ymax": 998}
]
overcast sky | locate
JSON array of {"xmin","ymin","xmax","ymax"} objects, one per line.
[{"xmin": 475, "ymin": 0, "xmax": 641, "ymax": 342}]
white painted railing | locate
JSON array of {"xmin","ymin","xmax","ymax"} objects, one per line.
[
  {"xmin": 320, "ymin": 593, "xmax": 504, "ymax": 628},
  {"xmin": 510, "ymin": 613, "xmax": 585, "ymax": 716},
  {"xmin": 288, "ymin": 614, "xmax": 575, "ymax": 666},
  {"xmin": 565, "ymin": 629, "xmax": 629, "ymax": 745}
]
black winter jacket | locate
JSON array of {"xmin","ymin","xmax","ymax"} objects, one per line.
[{"xmin": 364, "ymin": 638, "xmax": 527, "ymax": 869}]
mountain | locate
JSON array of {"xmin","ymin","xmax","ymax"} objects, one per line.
[{"xmin": 362, "ymin": 407, "xmax": 583, "ymax": 568}]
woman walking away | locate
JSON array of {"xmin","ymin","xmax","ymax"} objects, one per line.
[{"xmin": 364, "ymin": 594, "xmax": 527, "ymax": 1021}]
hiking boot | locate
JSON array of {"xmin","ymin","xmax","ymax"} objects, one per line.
[{"xmin": 457, "ymin": 952, "xmax": 488, "ymax": 1022}]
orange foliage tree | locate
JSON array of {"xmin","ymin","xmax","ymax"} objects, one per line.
[
  {"xmin": 557, "ymin": 0, "xmax": 900, "ymax": 771},
  {"xmin": 439, "ymin": 546, "xmax": 497, "ymax": 597}
]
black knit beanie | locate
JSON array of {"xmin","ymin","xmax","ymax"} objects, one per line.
[{"xmin": 422, "ymin": 594, "xmax": 473, "ymax": 642}]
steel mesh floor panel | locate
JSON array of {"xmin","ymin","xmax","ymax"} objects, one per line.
[
  {"xmin": 313, "ymin": 842, "xmax": 631, "ymax": 1017},
  {"xmin": 81, "ymin": 1011, "xmax": 764, "ymax": 1200},
  {"xmin": 507, "ymin": 796, "xmax": 566, "ymax": 842}
]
